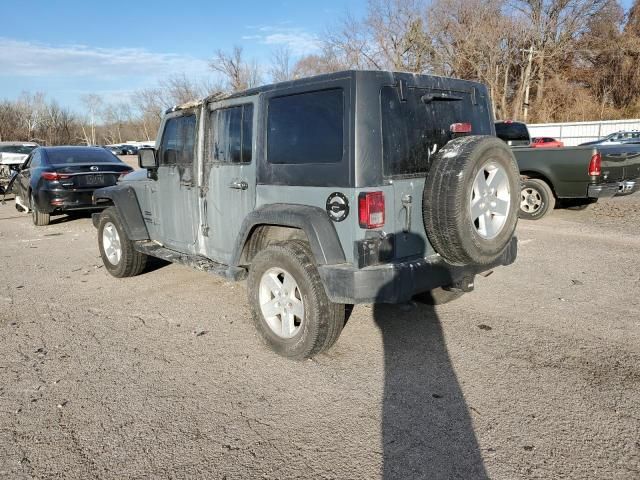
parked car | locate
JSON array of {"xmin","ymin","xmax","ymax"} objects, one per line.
[
  {"xmin": 495, "ymin": 121, "xmax": 640, "ymax": 219},
  {"xmin": 120, "ymin": 145, "xmax": 139, "ymax": 155},
  {"xmin": 92, "ymin": 70, "xmax": 520, "ymax": 359},
  {"xmin": 579, "ymin": 130, "xmax": 640, "ymax": 146},
  {"xmin": 531, "ymin": 137, "xmax": 564, "ymax": 148},
  {"xmin": 106, "ymin": 145, "xmax": 125, "ymax": 155},
  {"xmin": 0, "ymin": 142, "xmax": 39, "ymax": 178},
  {"xmin": 10, "ymin": 146, "xmax": 132, "ymax": 226}
]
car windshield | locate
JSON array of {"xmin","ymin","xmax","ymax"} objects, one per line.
[
  {"xmin": 0, "ymin": 145, "xmax": 37, "ymax": 154},
  {"xmin": 46, "ymin": 148, "xmax": 122, "ymax": 165},
  {"xmin": 495, "ymin": 122, "xmax": 530, "ymax": 142}
]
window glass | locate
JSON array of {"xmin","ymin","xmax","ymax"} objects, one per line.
[
  {"xmin": 210, "ymin": 104, "xmax": 253, "ymax": 164},
  {"xmin": 268, "ymin": 89, "xmax": 343, "ymax": 164},
  {"xmin": 160, "ymin": 115, "xmax": 196, "ymax": 165},
  {"xmin": 494, "ymin": 122, "xmax": 530, "ymax": 142},
  {"xmin": 381, "ymin": 86, "xmax": 490, "ymax": 176},
  {"xmin": 46, "ymin": 148, "xmax": 121, "ymax": 165},
  {"xmin": 0, "ymin": 144, "xmax": 37, "ymax": 155}
]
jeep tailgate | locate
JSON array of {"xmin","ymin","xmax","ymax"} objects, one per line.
[{"xmin": 380, "ymin": 75, "xmax": 494, "ymax": 260}]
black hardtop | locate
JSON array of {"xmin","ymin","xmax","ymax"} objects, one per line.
[
  {"xmin": 167, "ymin": 70, "xmax": 494, "ymax": 189},
  {"xmin": 214, "ymin": 69, "xmax": 488, "ymax": 101}
]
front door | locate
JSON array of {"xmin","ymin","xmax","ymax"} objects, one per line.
[
  {"xmin": 155, "ymin": 113, "xmax": 199, "ymax": 253},
  {"xmin": 202, "ymin": 97, "xmax": 257, "ymax": 264}
]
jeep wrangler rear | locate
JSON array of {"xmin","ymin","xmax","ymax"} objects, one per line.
[{"xmin": 92, "ymin": 70, "xmax": 519, "ymax": 359}]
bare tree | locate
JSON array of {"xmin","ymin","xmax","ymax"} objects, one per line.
[
  {"xmin": 269, "ymin": 46, "xmax": 293, "ymax": 83},
  {"xmin": 209, "ymin": 45, "xmax": 262, "ymax": 92}
]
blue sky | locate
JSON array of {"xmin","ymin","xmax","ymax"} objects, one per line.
[
  {"xmin": 0, "ymin": 0, "xmax": 635, "ymax": 112},
  {"xmin": 0, "ymin": 0, "xmax": 366, "ymax": 110}
]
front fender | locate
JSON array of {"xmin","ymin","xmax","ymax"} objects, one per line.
[
  {"xmin": 231, "ymin": 204, "xmax": 346, "ymax": 267},
  {"xmin": 93, "ymin": 184, "xmax": 149, "ymax": 240}
]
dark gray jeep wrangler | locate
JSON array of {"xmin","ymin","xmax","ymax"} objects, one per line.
[{"xmin": 93, "ymin": 70, "xmax": 519, "ymax": 359}]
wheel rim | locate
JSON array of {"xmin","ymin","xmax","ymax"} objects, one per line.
[
  {"xmin": 469, "ymin": 161, "xmax": 511, "ymax": 239},
  {"xmin": 258, "ymin": 267, "xmax": 305, "ymax": 339},
  {"xmin": 520, "ymin": 187, "xmax": 542, "ymax": 213},
  {"xmin": 102, "ymin": 222, "xmax": 122, "ymax": 265}
]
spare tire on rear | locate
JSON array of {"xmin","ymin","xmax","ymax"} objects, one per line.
[{"xmin": 423, "ymin": 136, "xmax": 519, "ymax": 266}]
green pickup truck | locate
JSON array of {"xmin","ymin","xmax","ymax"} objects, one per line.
[{"xmin": 496, "ymin": 121, "xmax": 640, "ymax": 219}]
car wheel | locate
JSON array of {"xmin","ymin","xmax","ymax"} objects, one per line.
[
  {"xmin": 247, "ymin": 240, "xmax": 345, "ymax": 360},
  {"xmin": 413, "ymin": 287, "xmax": 465, "ymax": 305},
  {"xmin": 423, "ymin": 136, "xmax": 520, "ymax": 266},
  {"xmin": 30, "ymin": 193, "xmax": 50, "ymax": 226},
  {"xmin": 519, "ymin": 178, "xmax": 555, "ymax": 220},
  {"xmin": 98, "ymin": 206, "xmax": 147, "ymax": 278}
]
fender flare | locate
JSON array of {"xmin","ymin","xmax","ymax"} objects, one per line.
[
  {"xmin": 231, "ymin": 204, "xmax": 346, "ymax": 266},
  {"xmin": 93, "ymin": 185, "xmax": 149, "ymax": 241}
]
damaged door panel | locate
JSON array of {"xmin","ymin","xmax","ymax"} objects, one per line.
[
  {"xmin": 202, "ymin": 97, "xmax": 257, "ymax": 265},
  {"xmin": 155, "ymin": 112, "xmax": 199, "ymax": 253}
]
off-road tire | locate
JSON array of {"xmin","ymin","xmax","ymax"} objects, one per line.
[
  {"xmin": 247, "ymin": 240, "xmax": 345, "ymax": 360},
  {"xmin": 98, "ymin": 206, "xmax": 147, "ymax": 278},
  {"xmin": 30, "ymin": 193, "xmax": 50, "ymax": 226},
  {"xmin": 423, "ymin": 136, "xmax": 520, "ymax": 265},
  {"xmin": 519, "ymin": 178, "xmax": 555, "ymax": 220},
  {"xmin": 413, "ymin": 288, "xmax": 465, "ymax": 305}
]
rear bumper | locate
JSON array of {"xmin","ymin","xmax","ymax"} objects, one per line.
[
  {"xmin": 588, "ymin": 179, "xmax": 639, "ymax": 198},
  {"xmin": 318, "ymin": 236, "xmax": 518, "ymax": 304},
  {"xmin": 38, "ymin": 189, "xmax": 105, "ymax": 214}
]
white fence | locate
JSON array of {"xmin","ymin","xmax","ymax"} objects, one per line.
[{"xmin": 527, "ymin": 119, "xmax": 640, "ymax": 146}]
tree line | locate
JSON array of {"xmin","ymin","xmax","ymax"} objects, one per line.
[{"xmin": 1, "ymin": 0, "xmax": 638, "ymax": 146}]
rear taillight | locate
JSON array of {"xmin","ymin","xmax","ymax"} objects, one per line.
[
  {"xmin": 358, "ymin": 191, "xmax": 385, "ymax": 229},
  {"xmin": 41, "ymin": 172, "xmax": 71, "ymax": 181},
  {"xmin": 588, "ymin": 152, "xmax": 602, "ymax": 176},
  {"xmin": 450, "ymin": 123, "xmax": 472, "ymax": 134}
]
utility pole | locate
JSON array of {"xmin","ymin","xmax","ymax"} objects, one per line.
[{"xmin": 521, "ymin": 45, "xmax": 536, "ymax": 123}]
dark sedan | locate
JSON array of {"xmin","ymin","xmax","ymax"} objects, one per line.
[{"xmin": 10, "ymin": 146, "xmax": 133, "ymax": 226}]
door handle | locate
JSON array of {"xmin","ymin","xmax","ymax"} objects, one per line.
[
  {"xmin": 229, "ymin": 180, "xmax": 248, "ymax": 190},
  {"xmin": 180, "ymin": 180, "xmax": 193, "ymax": 187}
]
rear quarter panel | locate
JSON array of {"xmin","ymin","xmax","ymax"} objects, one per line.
[{"xmin": 514, "ymin": 146, "xmax": 596, "ymax": 198}]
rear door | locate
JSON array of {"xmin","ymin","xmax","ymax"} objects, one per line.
[
  {"xmin": 202, "ymin": 97, "xmax": 256, "ymax": 264},
  {"xmin": 155, "ymin": 112, "xmax": 199, "ymax": 254},
  {"xmin": 380, "ymin": 82, "xmax": 493, "ymax": 259}
]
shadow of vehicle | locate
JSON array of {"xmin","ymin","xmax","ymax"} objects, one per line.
[{"xmin": 373, "ymin": 232, "xmax": 487, "ymax": 479}]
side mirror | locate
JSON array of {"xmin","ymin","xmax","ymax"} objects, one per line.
[{"xmin": 138, "ymin": 147, "xmax": 158, "ymax": 170}]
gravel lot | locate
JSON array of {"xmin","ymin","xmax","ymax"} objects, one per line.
[{"xmin": 0, "ymin": 179, "xmax": 639, "ymax": 479}]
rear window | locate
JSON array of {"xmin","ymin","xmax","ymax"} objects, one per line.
[
  {"xmin": 381, "ymin": 86, "xmax": 490, "ymax": 177},
  {"xmin": 0, "ymin": 145, "xmax": 37, "ymax": 154},
  {"xmin": 495, "ymin": 122, "xmax": 530, "ymax": 142},
  {"xmin": 267, "ymin": 89, "xmax": 343, "ymax": 164},
  {"xmin": 46, "ymin": 149, "xmax": 122, "ymax": 165}
]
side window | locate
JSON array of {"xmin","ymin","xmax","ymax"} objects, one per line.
[
  {"xmin": 159, "ymin": 114, "xmax": 196, "ymax": 165},
  {"xmin": 210, "ymin": 104, "xmax": 253, "ymax": 164},
  {"xmin": 267, "ymin": 89, "xmax": 343, "ymax": 164}
]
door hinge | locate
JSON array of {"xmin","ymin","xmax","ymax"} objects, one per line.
[
  {"xmin": 199, "ymin": 185, "xmax": 209, "ymax": 198},
  {"xmin": 201, "ymin": 225, "xmax": 209, "ymax": 237}
]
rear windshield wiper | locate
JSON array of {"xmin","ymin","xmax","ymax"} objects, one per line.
[{"xmin": 421, "ymin": 93, "xmax": 463, "ymax": 104}]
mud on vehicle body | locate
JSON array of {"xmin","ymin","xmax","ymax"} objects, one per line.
[{"xmin": 93, "ymin": 70, "xmax": 519, "ymax": 359}]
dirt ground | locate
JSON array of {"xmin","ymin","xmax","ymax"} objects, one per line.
[{"xmin": 0, "ymin": 178, "xmax": 639, "ymax": 479}]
